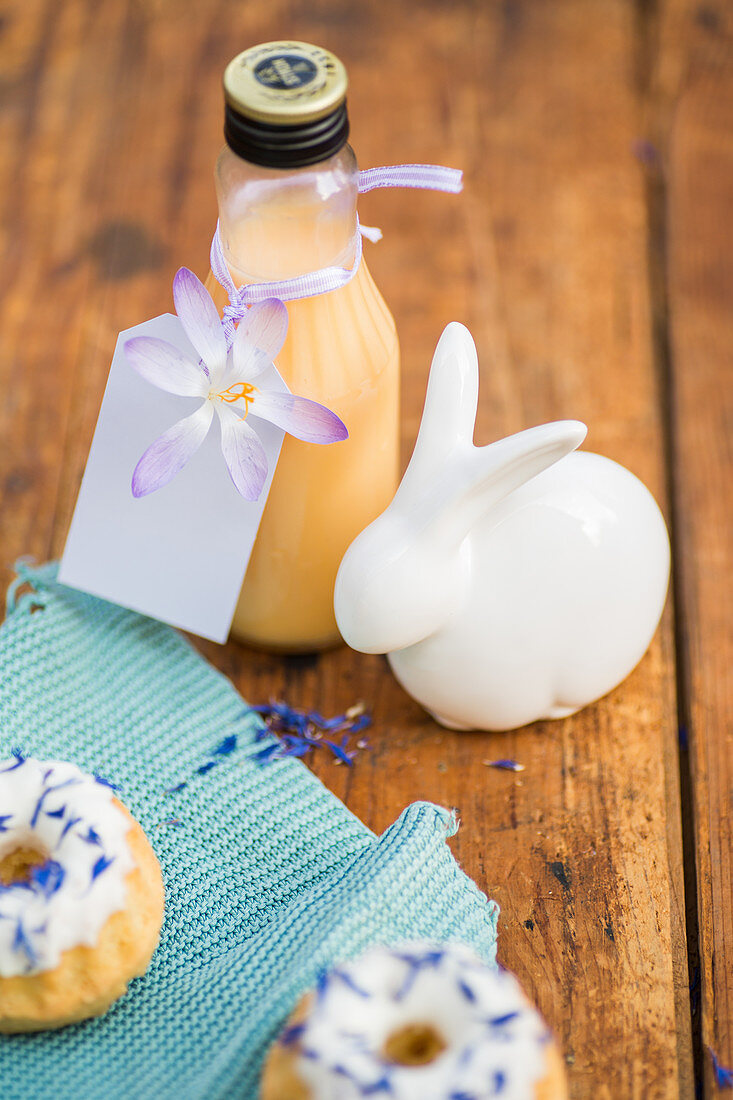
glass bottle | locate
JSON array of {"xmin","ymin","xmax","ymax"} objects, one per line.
[{"xmin": 205, "ymin": 42, "xmax": 399, "ymax": 652}]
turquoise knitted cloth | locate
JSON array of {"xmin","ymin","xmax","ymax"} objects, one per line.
[{"xmin": 0, "ymin": 563, "xmax": 498, "ymax": 1100}]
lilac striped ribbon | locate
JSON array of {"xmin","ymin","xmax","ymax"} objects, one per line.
[{"xmin": 210, "ymin": 163, "xmax": 463, "ymax": 346}]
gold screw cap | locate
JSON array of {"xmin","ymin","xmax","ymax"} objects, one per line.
[{"xmin": 224, "ymin": 41, "xmax": 348, "ymax": 126}]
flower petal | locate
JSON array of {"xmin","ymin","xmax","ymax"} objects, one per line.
[
  {"xmin": 172, "ymin": 268, "xmax": 227, "ymax": 376},
  {"xmin": 236, "ymin": 298, "xmax": 288, "ymax": 361},
  {"xmin": 124, "ymin": 337, "xmax": 208, "ymax": 397},
  {"xmin": 132, "ymin": 402, "xmax": 213, "ymax": 497},
  {"xmin": 217, "ymin": 404, "xmax": 268, "ymax": 501},
  {"xmin": 221, "ymin": 339, "xmax": 271, "ymax": 389},
  {"xmin": 249, "ymin": 392, "xmax": 348, "ymax": 444}
]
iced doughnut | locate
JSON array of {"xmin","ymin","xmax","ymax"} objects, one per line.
[
  {"xmin": 0, "ymin": 755, "xmax": 164, "ymax": 1032},
  {"xmin": 261, "ymin": 942, "xmax": 568, "ymax": 1099}
]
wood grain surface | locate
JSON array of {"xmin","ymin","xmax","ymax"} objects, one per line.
[
  {"xmin": 0, "ymin": 1, "xmax": 729, "ymax": 1096},
  {"xmin": 655, "ymin": 0, "xmax": 733, "ymax": 1092}
]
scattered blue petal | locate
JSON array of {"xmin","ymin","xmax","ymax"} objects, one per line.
[
  {"xmin": 166, "ymin": 702, "xmax": 371, "ymax": 790},
  {"xmin": 82, "ymin": 826, "xmax": 103, "ymax": 846},
  {"xmin": 59, "ymin": 815, "xmax": 83, "ymax": 842},
  {"xmin": 489, "ymin": 1012, "xmax": 520, "ymax": 1027},
  {"xmin": 317, "ymin": 713, "xmax": 346, "ymax": 731},
  {"xmin": 252, "ymin": 701, "xmax": 371, "ymax": 768},
  {"xmin": 323, "ymin": 739, "xmax": 355, "ymax": 765},
  {"xmin": 280, "ymin": 1022, "xmax": 306, "ymax": 1047},
  {"xmin": 29, "ymin": 793, "xmax": 48, "ymax": 829},
  {"xmin": 29, "ymin": 860, "xmax": 65, "ymax": 899},
  {"xmin": 91, "ymin": 854, "xmax": 115, "ymax": 882},
  {"xmin": 0, "ymin": 815, "xmax": 12, "ymax": 832},
  {"xmin": 457, "ymin": 1044, "xmax": 474, "ymax": 1068},
  {"xmin": 362, "ymin": 1076, "xmax": 393, "ymax": 1096},
  {"xmin": 484, "ymin": 759, "xmax": 525, "ymax": 772},
  {"xmin": 214, "ymin": 734, "xmax": 238, "ymax": 756},
  {"xmin": 331, "ymin": 968, "xmax": 371, "ymax": 998},
  {"xmin": 394, "ymin": 949, "xmax": 444, "ymax": 1000},
  {"xmin": 12, "ymin": 920, "xmax": 37, "ymax": 966},
  {"xmin": 281, "ymin": 741, "xmax": 310, "ymax": 759},
  {"xmin": 631, "ymin": 138, "xmax": 660, "ymax": 166},
  {"xmin": 0, "ymin": 751, "xmax": 25, "ymax": 773},
  {"xmin": 712, "ymin": 1052, "xmax": 733, "ymax": 1088},
  {"xmin": 166, "ymin": 728, "xmax": 245, "ymax": 793},
  {"xmin": 196, "ymin": 761, "xmax": 218, "ymax": 776},
  {"xmin": 253, "ymin": 744, "xmax": 282, "ymax": 763},
  {"xmin": 30, "ymin": 778, "xmax": 80, "ymax": 828},
  {"xmin": 94, "ymin": 775, "xmax": 121, "ymax": 791},
  {"xmin": 315, "ymin": 970, "xmax": 329, "ymax": 1002},
  {"xmin": 458, "ymin": 978, "xmax": 477, "ymax": 1002}
]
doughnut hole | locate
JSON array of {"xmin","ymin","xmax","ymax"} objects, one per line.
[
  {"xmin": 383, "ymin": 1022, "xmax": 448, "ymax": 1066},
  {"xmin": 0, "ymin": 845, "xmax": 49, "ymax": 885}
]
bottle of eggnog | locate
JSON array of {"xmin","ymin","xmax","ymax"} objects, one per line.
[{"xmin": 205, "ymin": 41, "xmax": 399, "ymax": 652}]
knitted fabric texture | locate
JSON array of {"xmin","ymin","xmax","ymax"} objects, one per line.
[{"xmin": 0, "ymin": 563, "xmax": 499, "ymax": 1100}]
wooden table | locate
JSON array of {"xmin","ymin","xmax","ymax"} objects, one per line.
[{"xmin": 1, "ymin": 1, "xmax": 730, "ymax": 1096}]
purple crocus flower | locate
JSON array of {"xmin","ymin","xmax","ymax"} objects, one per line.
[{"xmin": 125, "ymin": 268, "xmax": 348, "ymax": 501}]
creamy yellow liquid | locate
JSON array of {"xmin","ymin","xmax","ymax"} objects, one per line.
[{"xmin": 206, "ymin": 201, "xmax": 400, "ymax": 651}]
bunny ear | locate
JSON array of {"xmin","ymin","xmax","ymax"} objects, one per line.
[
  {"xmin": 400, "ymin": 323, "xmax": 479, "ymax": 496},
  {"xmin": 411, "ymin": 419, "xmax": 588, "ymax": 555},
  {"xmin": 467, "ymin": 420, "xmax": 588, "ymax": 513}
]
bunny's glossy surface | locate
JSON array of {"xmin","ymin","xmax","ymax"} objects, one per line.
[{"xmin": 334, "ymin": 323, "xmax": 670, "ymax": 731}]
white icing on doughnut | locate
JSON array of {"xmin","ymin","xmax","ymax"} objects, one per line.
[
  {"xmin": 0, "ymin": 756, "xmax": 135, "ymax": 977},
  {"xmin": 289, "ymin": 942, "xmax": 551, "ymax": 1099}
]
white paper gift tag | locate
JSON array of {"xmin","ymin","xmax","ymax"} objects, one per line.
[{"xmin": 59, "ymin": 313, "xmax": 286, "ymax": 643}]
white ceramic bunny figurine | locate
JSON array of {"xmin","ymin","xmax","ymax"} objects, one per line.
[{"xmin": 334, "ymin": 323, "xmax": 670, "ymax": 731}]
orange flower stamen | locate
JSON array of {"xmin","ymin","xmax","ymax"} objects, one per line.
[{"xmin": 218, "ymin": 381, "xmax": 257, "ymax": 414}]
